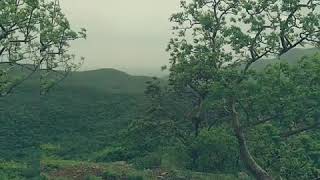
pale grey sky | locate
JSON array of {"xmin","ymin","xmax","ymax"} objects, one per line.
[{"xmin": 60, "ymin": 0, "xmax": 181, "ymax": 76}]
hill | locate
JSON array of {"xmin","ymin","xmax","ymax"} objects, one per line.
[
  {"xmin": 0, "ymin": 48, "xmax": 319, "ymax": 179},
  {"xmin": 251, "ymin": 47, "xmax": 320, "ymax": 69},
  {"xmin": 59, "ymin": 68, "xmax": 153, "ymax": 94},
  {"xmin": 0, "ymin": 68, "xmax": 154, "ymax": 163}
]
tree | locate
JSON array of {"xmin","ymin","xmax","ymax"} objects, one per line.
[
  {"xmin": 125, "ymin": 78, "xmax": 184, "ymax": 156},
  {"xmin": 0, "ymin": 0, "xmax": 86, "ymax": 96},
  {"xmin": 167, "ymin": 0, "xmax": 320, "ymax": 179},
  {"xmin": 232, "ymin": 55, "xmax": 320, "ymax": 179}
]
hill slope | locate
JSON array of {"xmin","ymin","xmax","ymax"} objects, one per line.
[
  {"xmin": 1, "ymin": 48, "xmax": 319, "ymax": 161},
  {"xmin": 0, "ymin": 48, "xmax": 319, "ymax": 179},
  {"xmin": 0, "ymin": 68, "xmax": 153, "ymax": 162},
  {"xmin": 60, "ymin": 68, "xmax": 153, "ymax": 94},
  {"xmin": 251, "ymin": 47, "xmax": 320, "ymax": 69}
]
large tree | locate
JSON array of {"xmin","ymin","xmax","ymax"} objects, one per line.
[
  {"xmin": 0, "ymin": 0, "xmax": 86, "ymax": 96},
  {"xmin": 168, "ymin": 0, "xmax": 320, "ymax": 179}
]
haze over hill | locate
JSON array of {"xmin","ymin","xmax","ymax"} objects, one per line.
[
  {"xmin": 60, "ymin": 68, "xmax": 156, "ymax": 94},
  {"xmin": 60, "ymin": 0, "xmax": 181, "ymax": 76},
  {"xmin": 71, "ymin": 47, "xmax": 320, "ymax": 77}
]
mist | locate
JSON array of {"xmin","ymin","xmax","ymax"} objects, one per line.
[{"xmin": 60, "ymin": 0, "xmax": 181, "ymax": 76}]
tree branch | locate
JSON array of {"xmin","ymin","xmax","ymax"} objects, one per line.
[{"xmin": 281, "ymin": 121, "xmax": 320, "ymax": 139}]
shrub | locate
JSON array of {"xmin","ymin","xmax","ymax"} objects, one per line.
[
  {"xmin": 132, "ymin": 152, "xmax": 162, "ymax": 169},
  {"xmin": 85, "ymin": 175, "xmax": 103, "ymax": 180},
  {"xmin": 94, "ymin": 146, "xmax": 131, "ymax": 162},
  {"xmin": 102, "ymin": 171, "xmax": 118, "ymax": 180},
  {"xmin": 102, "ymin": 171, "xmax": 144, "ymax": 180},
  {"xmin": 127, "ymin": 175, "xmax": 143, "ymax": 180},
  {"xmin": 192, "ymin": 128, "xmax": 239, "ymax": 173}
]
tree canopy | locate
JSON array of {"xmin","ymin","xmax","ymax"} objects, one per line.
[
  {"xmin": 0, "ymin": 0, "xmax": 86, "ymax": 96},
  {"xmin": 167, "ymin": 0, "xmax": 320, "ymax": 179}
]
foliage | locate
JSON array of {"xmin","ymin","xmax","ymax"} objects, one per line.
[
  {"xmin": 102, "ymin": 171, "xmax": 143, "ymax": 180},
  {"xmin": 0, "ymin": 68, "xmax": 150, "ymax": 162},
  {"xmin": 0, "ymin": 0, "xmax": 86, "ymax": 95},
  {"xmin": 1, "ymin": 52, "xmax": 320, "ymax": 179},
  {"xmin": 167, "ymin": 0, "xmax": 320, "ymax": 179},
  {"xmin": 40, "ymin": 158, "xmax": 238, "ymax": 180},
  {"xmin": 1, "ymin": 1, "xmax": 320, "ymax": 178},
  {"xmin": 85, "ymin": 175, "xmax": 103, "ymax": 180},
  {"xmin": 123, "ymin": 78, "xmax": 184, "ymax": 158},
  {"xmin": 193, "ymin": 128, "xmax": 239, "ymax": 173},
  {"xmin": 0, "ymin": 160, "xmax": 38, "ymax": 180},
  {"xmin": 93, "ymin": 146, "xmax": 131, "ymax": 163}
]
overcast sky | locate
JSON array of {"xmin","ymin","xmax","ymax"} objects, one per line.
[{"xmin": 60, "ymin": 0, "xmax": 181, "ymax": 76}]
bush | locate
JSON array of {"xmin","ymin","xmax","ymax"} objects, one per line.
[
  {"xmin": 40, "ymin": 144, "xmax": 61, "ymax": 159},
  {"xmin": 159, "ymin": 146, "xmax": 189, "ymax": 170},
  {"xmin": 85, "ymin": 175, "xmax": 103, "ymax": 180},
  {"xmin": 0, "ymin": 161, "xmax": 27, "ymax": 180},
  {"xmin": 192, "ymin": 128, "xmax": 239, "ymax": 173},
  {"xmin": 102, "ymin": 171, "xmax": 143, "ymax": 180},
  {"xmin": 0, "ymin": 172, "xmax": 22, "ymax": 180},
  {"xmin": 21, "ymin": 167, "xmax": 39, "ymax": 179},
  {"xmin": 132, "ymin": 152, "xmax": 162, "ymax": 169},
  {"xmin": 127, "ymin": 175, "xmax": 143, "ymax": 180},
  {"xmin": 102, "ymin": 171, "xmax": 118, "ymax": 180},
  {"xmin": 94, "ymin": 146, "xmax": 131, "ymax": 162}
]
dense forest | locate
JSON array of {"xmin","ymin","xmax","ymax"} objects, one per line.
[{"xmin": 1, "ymin": 0, "xmax": 320, "ymax": 180}]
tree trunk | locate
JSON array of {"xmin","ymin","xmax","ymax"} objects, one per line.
[
  {"xmin": 193, "ymin": 117, "xmax": 201, "ymax": 137},
  {"xmin": 191, "ymin": 117, "xmax": 201, "ymax": 169},
  {"xmin": 191, "ymin": 148, "xmax": 199, "ymax": 170},
  {"xmin": 231, "ymin": 102, "xmax": 273, "ymax": 180}
]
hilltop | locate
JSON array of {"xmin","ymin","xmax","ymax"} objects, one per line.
[{"xmin": 59, "ymin": 68, "xmax": 154, "ymax": 94}]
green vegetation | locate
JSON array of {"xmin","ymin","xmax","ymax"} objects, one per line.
[
  {"xmin": 165, "ymin": 0, "xmax": 320, "ymax": 178},
  {"xmin": 1, "ymin": 50, "xmax": 319, "ymax": 179},
  {"xmin": 0, "ymin": 0, "xmax": 86, "ymax": 96},
  {"xmin": 1, "ymin": 0, "xmax": 320, "ymax": 180},
  {"xmin": 40, "ymin": 158, "xmax": 238, "ymax": 180}
]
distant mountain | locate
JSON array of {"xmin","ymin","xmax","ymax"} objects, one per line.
[
  {"xmin": 60, "ymin": 68, "xmax": 153, "ymax": 94},
  {"xmin": 252, "ymin": 48, "xmax": 320, "ymax": 69},
  {"xmin": 281, "ymin": 47, "xmax": 320, "ymax": 61},
  {"xmin": 0, "ymin": 66, "xmax": 155, "ymax": 94}
]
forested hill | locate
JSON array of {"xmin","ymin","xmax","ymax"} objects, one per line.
[
  {"xmin": 0, "ymin": 48, "xmax": 319, "ymax": 179},
  {"xmin": 252, "ymin": 47, "xmax": 320, "ymax": 69},
  {"xmin": 58, "ymin": 68, "xmax": 154, "ymax": 94},
  {"xmin": 0, "ymin": 68, "xmax": 155, "ymax": 162},
  {"xmin": 1, "ymin": 48, "xmax": 319, "ymax": 162},
  {"xmin": 4, "ymin": 47, "xmax": 320, "ymax": 93}
]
